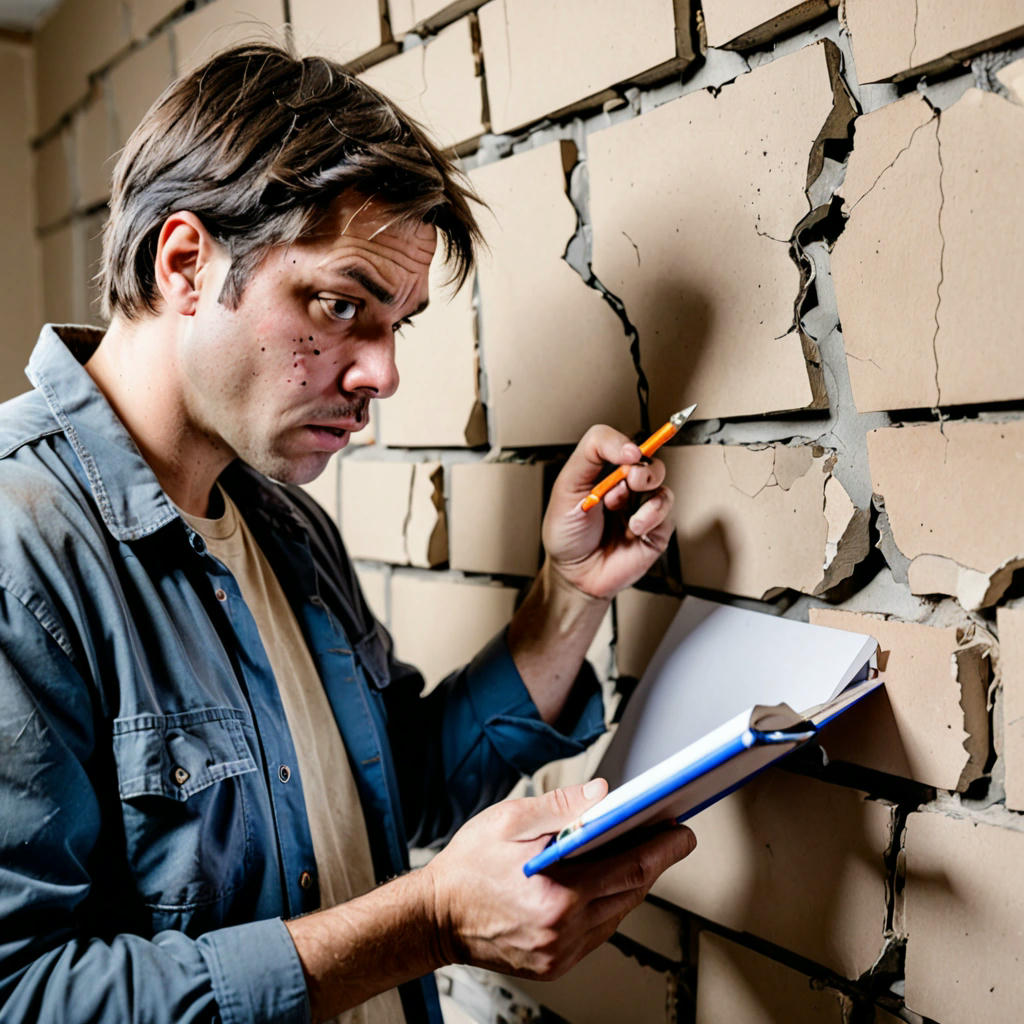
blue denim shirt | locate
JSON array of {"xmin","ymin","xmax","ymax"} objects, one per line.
[{"xmin": 0, "ymin": 326, "xmax": 605, "ymax": 1024}]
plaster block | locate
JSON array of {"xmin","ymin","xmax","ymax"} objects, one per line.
[
  {"xmin": 339, "ymin": 459, "xmax": 446, "ymax": 566},
  {"xmin": 617, "ymin": 901, "xmax": 684, "ymax": 963},
  {"xmin": 843, "ymin": 0, "xmax": 1024, "ymax": 84},
  {"xmin": 74, "ymin": 93, "xmax": 114, "ymax": 210},
  {"xmin": 702, "ymin": 0, "xmax": 837, "ymax": 50},
  {"xmin": 904, "ymin": 811, "xmax": 1024, "ymax": 1024},
  {"xmin": 388, "ymin": 0, "xmax": 483, "ymax": 37},
  {"xmin": 478, "ymin": 0, "xmax": 694, "ymax": 135},
  {"xmin": 514, "ymin": 940, "xmax": 674, "ymax": 1024},
  {"xmin": 107, "ymin": 34, "xmax": 175, "ymax": 148},
  {"xmin": 809, "ymin": 608, "xmax": 990, "ymax": 791},
  {"xmin": 832, "ymin": 88, "xmax": 1024, "ymax": 412},
  {"xmin": 614, "ymin": 588, "xmax": 682, "ymax": 681},
  {"xmin": 389, "ymin": 573, "xmax": 517, "ymax": 690},
  {"xmin": 35, "ymin": 130, "xmax": 72, "ymax": 230},
  {"xmin": 448, "ymin": 462, "xmax": 543, "ymax": 577},
  {"xmin": 359, "ymin": 18, "xmax": 483, "ymax": 150},
  {"xmin": 997, "ymin": 606, "xmax": 1024, "ymax": 811},
  {"xmin": 588, "ymin": 41, "xmax": 851, "ymax": 425},
  {"xmin": 867, "ymin": 421, "xmax": 1024, "ymax": 610},
  {"xmin": 696, "ymin": 930, "xmax": 850, "ymax": 1024},
  {"xmin": 662, "ymin": 442, "xmax": 868, "ymax": 600},
  {"xmin": 472, "ymin": 141, "xmax": 639, "ymax": 447},
  {"xmin": 377, "ymin": 266, "xmax": 483, "ymax": 448},
  {"xmin": 653, "ymin": 771, "xmax": 894, "ymax": 979},
  {"xmin": 40, "ymin": 224, "xmax": 75, "ymax": 325},
  {"xmin": 0, "ymin": 40, "xmax": 41, "ymax": 392},
  {"xmin": 354, "ymin": 564, "xmax": 388, "ymax": 625},
  {"xmin": 173, "ymin": 0, "xmax": 287, "ymax": 76},
  {"xmin": 35, "ymin": 0, "xmax": 127, "ymax": 133},
  {"xmin": 290, "ymin": 0, "xmax": 389, "ymax": 64},
  {"xmin": 299, "ymin": 455, "xmax": 340, "ymax": 522},
  {"xmin": 131, "ymin": 0, "xmax": 180, "ymax": 38},
  {"xmin": 81, "ymin": 210, "xmax": 107, "ymax": 324}
]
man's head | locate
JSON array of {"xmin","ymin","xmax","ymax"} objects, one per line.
[
  {"xmin": 93, "ymin": 43, "xmax": 483, "ymax": 492},
  {"xmin": 99, "ymin": 42, "xmax": 481, "ymax": 321}
]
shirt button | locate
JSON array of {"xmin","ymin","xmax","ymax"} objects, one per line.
[
  {"xmin": 172, "ymin": 766, "xmax": 190, "ymax": 786},
  {"xmin": 278, "ymin": 764, "xmax": 291, "ymax": 783},
  {"xmin": 215, "ymin": 588, "xmax": 228, "ymax": 602},
  {"xmin": 298, "ymin": 870, "xmax": 314, "ymax": 890},
  {"xmin": 189, "ymin": 532, "xmax": 206, "ymax": 555}
]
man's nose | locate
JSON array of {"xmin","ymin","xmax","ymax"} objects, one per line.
[{"xmin": 340, "ymin": 332, "xmax": 399, "ymax": 399}]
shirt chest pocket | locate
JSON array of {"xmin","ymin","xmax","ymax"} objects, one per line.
[{"xmin": 113, "ymin": 708, "xmax": 258, "ymax": 924}]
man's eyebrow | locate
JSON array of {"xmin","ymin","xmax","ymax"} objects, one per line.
[{"xmin": 334, "ymin": 267, "xmax": 395, "ymax": 306}]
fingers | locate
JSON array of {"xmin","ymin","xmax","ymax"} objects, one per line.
[
  {"xmin": 564, "ymin": 824, "xmax": 697, "ymax": 900},
  {"xmin": 626, "ymin": 485, "xmax": 674, "ymax": 542},
  {"xmin": 557, "ymin": 426, "xmax": 644, "ymax": 502},
  {"xmin": 506, "ymin": 779, "xmax": 610, "ymax": 841}
]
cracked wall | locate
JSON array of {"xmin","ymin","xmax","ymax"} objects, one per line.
[{"xmin": 14, "ymin": 0, "xmax": 1024, "ymax": 1022}]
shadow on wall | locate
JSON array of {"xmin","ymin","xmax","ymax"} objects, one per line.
[{"xmin": 640, "ymin": 278, "xmax": 716, "ymax": 429}]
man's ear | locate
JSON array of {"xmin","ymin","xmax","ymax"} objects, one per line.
[{"xmin": 153, "ymin": 212, "xmax": 223, "ymax": 316}]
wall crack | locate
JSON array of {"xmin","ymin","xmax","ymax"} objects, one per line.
[
  {"xmin": 845, "ymin": 114, "xmax": 937, "ymax": 217},
  {"xmin": 930, "ymin": 110, "xmax": 948, "ymax": 443}
]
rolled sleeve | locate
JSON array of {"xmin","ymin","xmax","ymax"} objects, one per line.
[
  {"xmin": 459, "ymin": 628, "xmax": 607, "ymax": 776},
  {"xmin": 198, "ymin": 919, "xmax": 309, "ymax": 1024}
]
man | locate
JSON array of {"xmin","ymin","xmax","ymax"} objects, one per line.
[{"xmin": 0, "ymin": 44, "xmax": 695, "ymax": 1024}]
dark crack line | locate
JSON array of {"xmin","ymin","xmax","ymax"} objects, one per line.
[
  {"xmin": 845, "ymin": 351, "xmax": 884, "ymax": 371},
  {"xmin": 590, "ymin": 273, "xmax": 651, "ymax": 434},
  {"xmin": 847, "ymin": 115, "xmax": 936, "ymax": 215},
  {"xmin": 932, "ymin": 117, "xmax": 948, "ymax": 448},
  {"xmin": 501, "ymin": 0, "xmax": 512, "ymax": 102},
  {"xmin": 722, "ymin": 447, "xmax": 776, "ymax": 501},
  {"xmin": 621, "ymin": 231, "xmax": 641, "ymax": 266},
  {"xmin": 557, "ymin": 143, "xmax": 650, "ymax": 434},
  {"xmin": 753, "ymin": 219, "xmax": 790, "ymax": 245},
  {"xmin": 908, "ymin": 0, "xmax": 920, "ymax": 72}
]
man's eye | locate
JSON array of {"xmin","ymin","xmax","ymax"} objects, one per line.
[
  {"xmin": 393, "ymin": 317, "xmax": 415, "ymax": 335},
  {"xmin": 319, "ymin": 297, "xmax": 358, "ymax": 321}
]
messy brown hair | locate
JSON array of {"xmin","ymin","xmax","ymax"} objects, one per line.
[{"xmin": 100, "ymin": 42, "xmax": 483, "ymax": 319}]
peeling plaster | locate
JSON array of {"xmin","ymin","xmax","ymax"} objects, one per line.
[{"xmin": 909, "ymin": 554, "xmax": 1024, "ymax": 613}]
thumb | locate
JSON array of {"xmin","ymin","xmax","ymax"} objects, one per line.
[{"xmin": 516, "ymin": 778, "xmax": 609, "ymax": 841}]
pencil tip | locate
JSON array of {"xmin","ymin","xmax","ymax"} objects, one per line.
[{"xmin": 670, "ymin": 404, "xmax": 697, "ymax": 426}]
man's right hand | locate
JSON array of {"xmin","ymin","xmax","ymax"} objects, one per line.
[{"xmin": 423, "ymin": 779, "xmax": 698, "ymax": 980}]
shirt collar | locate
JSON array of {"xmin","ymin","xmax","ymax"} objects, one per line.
[
  {"xmin": 26, "ymin": 324, "xmax": 181, "ymax": 542},
  {"xmin": 27, "ymin": 324, "xmax": 308, "ymax": 545}
]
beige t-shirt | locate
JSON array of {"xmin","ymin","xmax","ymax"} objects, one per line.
[{"xmin": 182, "ymin": 488, "xmax": 405, "ymax": 1024}]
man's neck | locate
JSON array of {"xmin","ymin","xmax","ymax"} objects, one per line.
[{"xmin": 85, "ymin": 315, "xmax": 230, "ymax": 516}]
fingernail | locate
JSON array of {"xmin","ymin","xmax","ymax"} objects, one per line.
[{"xmin": 583, "ymin": 779, "xmax": 604, "ymax": 800}]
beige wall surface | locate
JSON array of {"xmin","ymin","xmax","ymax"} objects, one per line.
[
  {"xmin": 0, "ymin": 39, "xmax": 41, "ymax": 400},
  {"xmin": 9, "ymin": 1, "xmax": 1024, "ymax": 1022}
]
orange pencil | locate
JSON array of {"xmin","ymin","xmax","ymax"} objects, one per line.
[{"xmin": 580, "ymin": 404, "xmax": 696, "ymax": 512}]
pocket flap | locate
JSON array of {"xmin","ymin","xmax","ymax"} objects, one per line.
[{"xmin": 113, "ymin": 707, "xmax": 257, "ymax": 801}]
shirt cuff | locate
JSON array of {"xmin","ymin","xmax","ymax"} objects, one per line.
[
  {"xmin": 197, "ymin": 917, "xmax": 310, "ymax": 1024},
  {"xmin": 462, "ymin": 629, "xmax": 607, "ymax": 775}
]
